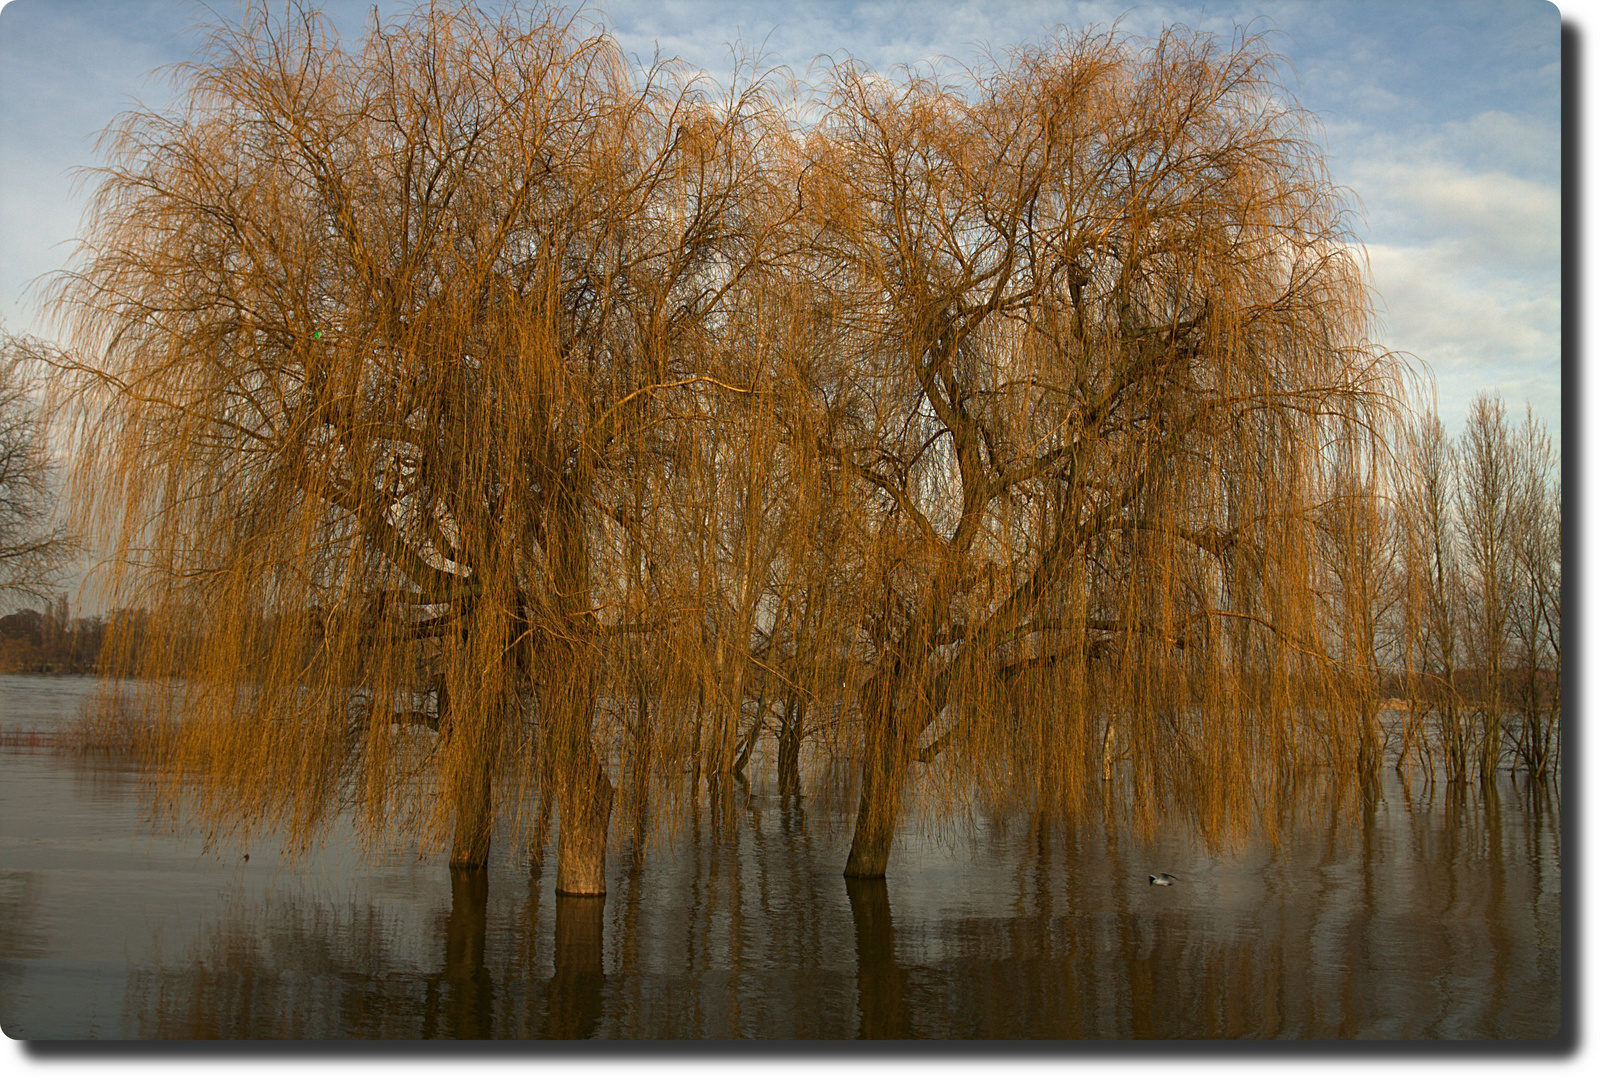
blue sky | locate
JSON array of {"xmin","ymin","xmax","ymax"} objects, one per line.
[{"xmin": 0, "ymin": 0, "xmax": 1565, "ymax": 441}]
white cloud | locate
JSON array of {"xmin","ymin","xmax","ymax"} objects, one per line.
[
  {"xmin": 600, "ymin": 0, "xmax": 1178, "ymax": 85},
  {"xmin": 1363, "ymin": 241, "xmax": 1560, "ymax": 439},
  {"xmin": 1352, "ymin": 159, "xmax": 1559, "ymax": 278},
  {"xmin": 1329, "ymin": 108, "xmax": 1560, "ymax": 439}
]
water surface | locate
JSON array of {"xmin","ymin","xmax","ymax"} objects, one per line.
[{"xmin": 0, "ymin": 674, "xmax": 1562, "ymax": 1039}]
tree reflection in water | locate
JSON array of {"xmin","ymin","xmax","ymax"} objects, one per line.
[
  {"xmin": 847, "ymin": 879, "xmax": 912, "ymax": 1039},
  {"xmin": 424, "ymin": 867, "xmax": 493, "ymax": 1039},
  {"xmin": 546, "ymin": 897, "xmax": 606, "ymax": 1039},
  {"xmin": 117, "ymin": 769, "xmax": 1560, "ymax": 1039}
]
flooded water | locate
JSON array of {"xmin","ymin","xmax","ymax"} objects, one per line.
[{"xmin": 0, "ymin": 674, "xmax": 1562, "ymax": 1039}]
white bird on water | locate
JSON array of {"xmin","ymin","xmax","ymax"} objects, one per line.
[{"xmin": 1149, "ymin": 873, "xmax": 1177, "ymax": 886}]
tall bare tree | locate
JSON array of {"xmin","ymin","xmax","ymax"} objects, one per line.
[
  {"xmin": 0, "ymin": 331, "xmax": 74, "ymax": 603},
  {"xmin": 1457, "ymin": 394, "xmax": 1514, "ymax": 782},
  {"xmin": 1507, "ymin": 405, "xmax": 1559, "ymax": 777},
  {"xmin": 1395, "ymin": 405, "xmax": 1465, "ymax": 775}
]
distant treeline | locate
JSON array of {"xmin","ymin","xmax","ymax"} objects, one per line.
[{"xmin": 0, "ymin": 597, "xmax": 151, "ymax": 674}]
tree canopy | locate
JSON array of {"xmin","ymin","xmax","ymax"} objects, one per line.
[{"xmin": 53, "ymin": 1, "xmax": 1419, "ymax": 890}]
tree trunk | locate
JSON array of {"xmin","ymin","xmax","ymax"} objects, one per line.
[
  {"xmin": 777, "ymin": 695, "xmax": 804, "ymax": 795},
  {"xmin": 1357, "ymin": 702, "xmax": 1381, "ymax": 781},
  {"xmin": 528, "ymin": 784, "xmax": 554, "ymax": 868},
  {"xmin": 542, "ymin": 641, "xmax": 612, "ymax": 895},
  {"xmin": 449, "ymin": 688, "xmax": 495, "ymax": 869},
  {"xmin": 544, "ymin": 475, "xmax": 611, "ymax": 895},
  {"xmin": 556, "ymin": 757, "xmax": 612, "ymax": 896},
  {"xmin": 844, "ymin": 672, "xmax": 917, "ymax": 879},
  {"xmin": 630, "ymin": 672, "xmax": 652, "ymax": 855},
  {"xmin": 450, "ymin": 754, "xmax": 496, "ymax": 868}
]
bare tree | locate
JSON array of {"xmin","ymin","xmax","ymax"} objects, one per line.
[
  {"xmin": 0, "ymin": 331, "xmax": 74, "ymax": 603},
  {"xmin": 1456, "ymin": 394, "xmax": 1514, "ymax": 782},
  {"xmin": 1395, "ymin": 405, "xmax": 1465, "ymax": 775},
  {"xmin": 1507, "ymin": 405, "xmax": 1559, "ymax": 777},
  {"xmin": 1393, "ymin": 396, "xmax": 1561, "ymax": 784}
]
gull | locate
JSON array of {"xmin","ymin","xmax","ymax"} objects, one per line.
[{"xmin": 1148, "ymin": 873, "xmax": 1177, "ymax": 886}]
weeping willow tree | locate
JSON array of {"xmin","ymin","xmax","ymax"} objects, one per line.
[
  {"xmin": 52, "ymin": 1, "xmax": 790, "ymax": 892},
  {"xmin": 53, "ymin": 1, "xmax": 1408, "ymax": 889},
  {"xmin": 787, "ymin": 27, "xmax": 1401, "ymax": 876}
]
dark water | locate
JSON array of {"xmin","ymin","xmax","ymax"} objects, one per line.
[{"xmin": 0, "ymin": 674, "xmax": 1562, "ymax": 1039}]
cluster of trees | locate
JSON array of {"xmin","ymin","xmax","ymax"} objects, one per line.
[
  {"xmin": 0, "ymin": 596, "xmax": 158, "ymax": 674},
  {"xmin": 40, "ymin": 2, "xmax": 1554, "ymax": 893},
  {"xmin": 0, "ymin": 595, "xmax": 105, "ymax": 672},
  {"xmin": 1387, "ymin": 397, "xmax": 1561, "ymax": 782}
]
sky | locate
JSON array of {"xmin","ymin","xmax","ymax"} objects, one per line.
[{"xmin": 0, "ymin": 0, "xmax": 1565, "ymax": 443}]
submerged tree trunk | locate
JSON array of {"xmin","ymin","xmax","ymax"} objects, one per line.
[
  {"xmin": 556, "ymin": 758, "xmax": 613, "ymax": 895},
  {"xmin": 777, "ymin": 694, "xmax": 804, "ymax": 795},
  {"xmin": 844, "ymin": 758, "xmax": 913, "ymax": 878},
  {"xmin": 528, "ymin": 783, "xmax": 555, "ymax": 868},
  {"xmin": 450, "ymin": 751, "xmax": 496, "ymax": 868},
  {"xmin": 629, "ymin": 701, "xmax": 652, "ymax": 858},
  {"xmin": 449, "ymin": 683, "xmax": 496, "ymax": 868},
  {"xmin": 544, "ymin": 477, "xmax": 613, "ymax": 896},
  {"xmin": 844, "ymin": 669, "xmax": 920, "ymax": 879},
  {"xmin": 547, "ymin": 657, "xmax": 612, "ymax": 895},
  {"xmin": 1357, "ymin": 703, "xmax": 1382, "ymax": 782}
]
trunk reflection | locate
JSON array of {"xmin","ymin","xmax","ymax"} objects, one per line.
[
  {"xmin": 545, "ymin": 895, "xmax": 606, "ymax": 1039},
  {"xmin": 429, "ymin": 866, "xmax": 493, "ymax": 1039},
  {"xmin": 847, "ymin": 878, "xmax": 913, "ymax": 1039}
]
